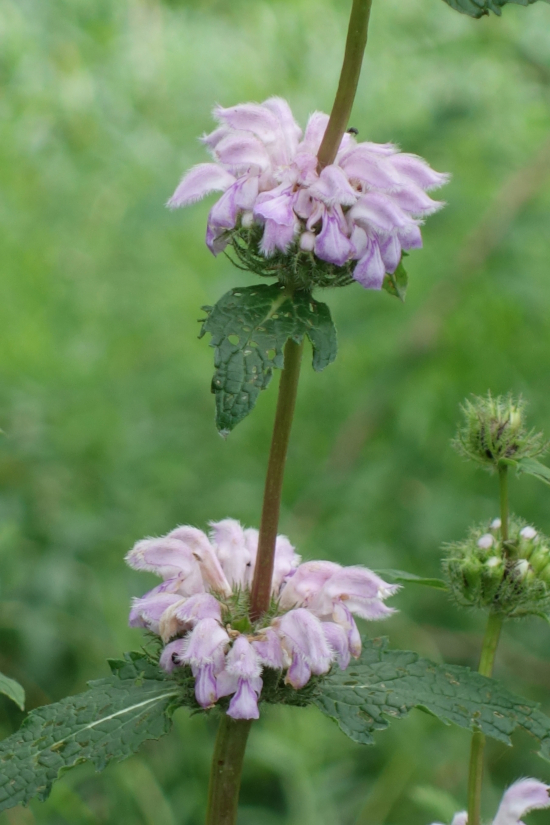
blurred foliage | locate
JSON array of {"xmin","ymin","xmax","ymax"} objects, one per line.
[{"xmin": 1, "ymin": 0, "xmax": 550, "ymax": 822}]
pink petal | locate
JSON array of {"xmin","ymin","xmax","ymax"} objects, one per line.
[
  {"xmin": 252, "ymin": 628, "xmax": 284, "ymax": 669},
  {"xmin": 227, "ymin": 678, "xmax": 261, "ymax": 719},
  {"xmin": 214, "ymin": 131, "xmax": 271, "ymax": 172},
  {"xmin": 397, "ymin": 223, "xmax": 423, "ymax": 251},
  {"xmin": 339, "ymin": 151, "xmax": 402, "ymax": 191},
  {"xmin": 129, "ymin": 592, "xmax": 183, "ymax": 634},
  {"xmin": 167, "ymin": 163, "xmax": 236, "ymax": 208},
  {"xmin": 263, "ymin": 97, "xmax": 302, "ymax": 155},
  {"xmin": 182, "ymin": 618, "xmax": 230, "ymax": 665},
  {"xmin": 314, "ymin": 211, "xmax": 354, "ymax": 266},
  {"xmin": 159, "ymin": 638, "xmax": 187, "ymax": 673},
  {"xmin": 332, "ymin": 602, "xmax": 362, "ymax": 657},
  {"xmin": 206, "ymin": 221, "xmax": 230, "ymax": 256},
  {"xmin": 300, "ymin": 111, "xmax": 330, "ymax": 154},
  {"xmin": 353, "ymin": 236, "xmax": 386, "ymax": 290},
  {"xmin": 379, "ymin": 233, "xmax": 403, "ymax": 275},
  {"xmin": 345, "ymin": 596, "xmax": 397, "ymax": 621},
  {"xmin": 213, "ymin": 102, "xmax": 281, "ymax": 142},
  {"xmin": 260, "ymin": 219, "xmax": 296, "ymax": 255},
  {"xmin": 286, "ymin": 652, "xmax": 312, "ymax": 689},
  {"xmin": 272, "ymin": 534, "xmax": 301, "ymax": 594},
  {"xmin": 278, "ymin": 608, "xmax": 333, "ymax": 673},
  {"xmin": 388, "ymin": 153, "xmax": 450, "ymax": 191},
  {"xmin": 279, "ymin": 560, "xmax": 341, "ymax": 610},
  {"xmin": 216, "ymin": 668, "xmax": 239, "ymax": 699},
  {"xmin": 209, "ymin": 518, "xmax": 251, "ymax": 588},
  {"xmin": 125, "ymin": 537, "xmax": 204, "ymax": 592},
  {"xmin": 225, "ymin": 636, "xmax": 262, "ymax": 680},
  {"xmin": 254, "ymin": 189, "xmax": 296, "ymax": 226},
  {"xmin": 159, "ymin": 593, "xmax": 223, "ymax": 641},
  {"xmin": 200, "ymin": 125, "xmax": 229, "ymax": 151},
  {"xmin": 389, "ymin": 184, "xmax": 445, "ymax": 216},
  {"xmin": 308, "ymin": 165, "xmax": 358, "ymax": 207},
  {"xmin": 322, "ymin": 622, "xmax": 351, "ymax": 670},
  {"xmin": 324, "ymin": 567, "xmax": 397, "ymax": 602},
  {"xmin": 194, "ymin": 663, "xmax": 219, "ymax": 708},
  {"xmin": 168, "ymin": 525, "xmax": 231, "ymax": 597},
  {"xmin": 350, "ymin": 193, "xmax": 411, "ymax": 233},
  {"xmin": 493, "ymin": 779, "xmax": 550, "ymax": 825}
]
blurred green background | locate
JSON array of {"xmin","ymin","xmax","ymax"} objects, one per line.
[{"xmin": 1, "ymin": 0, "xmax": 550, "ymax": 822}]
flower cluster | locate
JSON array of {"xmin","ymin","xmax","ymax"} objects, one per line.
[
  {"xmin": 430, "ymin": 778, "xmax": 550, "ymax": 825},
  {"xmin": 444, "ymin": 517, "xmax": 550, "ymax": 618},
  {"xmin": 126, "ymin": 519, "xmax": 398, "ymax": 719},
  {"xmin": 168, "ymin": 97, "xmax": 449, "ymax": 290}
]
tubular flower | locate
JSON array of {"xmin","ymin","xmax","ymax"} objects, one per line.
[
  {"xmin": 168, "ymin": 98, "xmax": 449, "ymax": 290},
  {"xmin": 126, "ymin": 518, "xmax": 398, "ymax": 719},
  {"xmin": 430, "ymin": 779, "xmax": 550, "ymax": 825}
]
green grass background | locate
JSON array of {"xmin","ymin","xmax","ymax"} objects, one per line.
[{"xmin": 1, "ymin": 0, "xmax": 550, "ymax": 822}]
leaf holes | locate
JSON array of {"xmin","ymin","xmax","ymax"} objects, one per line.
[
  {"xmin": 228, "ymin": 335, "xmax": 240, "ymax": 346},
  {"xmin": 266, "ymin": 349, "xmax": 276, "ymax": 360}
]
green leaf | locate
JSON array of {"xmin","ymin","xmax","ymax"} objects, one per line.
[
  {"xmin": 0, "ymin": 653, "xmax": 181, "ymax": 811},
  {"xmin": 0, "ymin": 673, "xmax": 25, "ymax": 711},
  {"xmin": 315, "ymin": 637, "xmax": 550, "ymax": 755},
  {"xmin": 513, "ymin": 457, "xmax": 550, "ymax": 487},
  {"xmin": 200, "ymin": 284, "xmax": 337, "ymax": 433},
  {"xmin": 382, "ymin": 258, "xmax": 408, "ymax": 302},
  {"xmin": 374, "ymin": 569, "xmax": 448, "ymax": 590},
  {"xmin": 441, "ymin": 0, "xmax": 545, "ymax": 18}
]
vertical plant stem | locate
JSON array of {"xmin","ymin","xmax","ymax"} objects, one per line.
[
  {"xmin": 466, "ymin": 461, "xmax": 508, "ymax": 825},
  {"xmin": 249, "ymin": 337, "xmax": 304, "ymax": 621},
  {"xmin": 205, "ymin": 716, "xmax": 253, "ymax": 825},
  {"xmin": 499, "ymin": 464, "xmax": 509, "ymax": 542},
  {"xmin": 466, "ymin": 612, "xmax": 503, "ymax": 825},
  {"xmin": 317, "ymin": 0, "xmax": 373, "ymax": 169}
]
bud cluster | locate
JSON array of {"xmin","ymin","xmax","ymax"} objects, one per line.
[
  {"xmin": 452, "ymin": 393, "xmax": 547, "ymax": 471},
  {"xmin": 443, "ymin": 518, "xmax": 550, "ymax": 618},
  {"xmin": 126, "ymin": 519, "xmax": 398, "ymax": 720}
]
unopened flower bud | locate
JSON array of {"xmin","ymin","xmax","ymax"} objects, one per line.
[
  {"xmin": 477, "ymin": 534, "xmax": 494, "ymax": 550},
  {"xmin": 514, "ymin": 559, "xmax": 531, "ymax": 580},
  {"xmin": 490, "ymin": 518, "xmax": 501, "ymax": 530},
  {"xmin": 452, "ymin": 393, "xmax": 547, "ymax": 470},
  {"xmin": 527, "ymin": 545, "xmax": 550, "ymax": 576},
  {"xmin": 520, "ymin": 526, "xmax": 537, "ymax": 540}
]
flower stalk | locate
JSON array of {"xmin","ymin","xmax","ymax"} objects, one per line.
[
  {"xmin": 317, "ymin": 0, "xmax": 373, "ymax": 169},
  {"xmin": 249, "ymin": 337, "xmax": 304, "ymax": 621},
  {"xmin": 466, "ymin": 465, "xmax": 508, "ymax": 825},
  {"xmin": 205, "ymin": 717, "xmax": 253, "ymax": 825},
  {"xmin": 206, "ymin": 0, "xmax": 376, "ymax": 818}
]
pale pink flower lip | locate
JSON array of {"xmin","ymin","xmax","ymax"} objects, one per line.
[
  {"xmin": 127, "ymin": 519, "xmax": 398, "ymax": 718},
  {"xmin": 168, "ymin": 97, "xmax": 449, "ymax": 290},
  {"xmin": 431, "ymin": 778, "xmax": 550, "ymax": 825}
]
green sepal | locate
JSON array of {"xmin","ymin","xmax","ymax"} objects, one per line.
[
  {"xmin": 511, "ymin": 456, "xmax": 550, "ymax": 487},
  {"xmin": 382, "ymin": 257, "xmax": 408, "ymax": 302},
  {"xmin": 315, "ymin": 637, "xmax": 550, "ymax": 755},
  {"xmin": 200, "ymin": 284, "xmax": 337, "ymax": 434},
  {"xmin": 441, "ymin": 0, "xmax": 546, "ymax": 18},
  {"xmin": 0, "ymin": 672, "xmax": 25, "ymax": 711},
  {"xmin": 374, "ymin": 569, "xmax": 448, "ymax": 590},
  {"xmin": 0, "ymin": 653, "xmax": 181, "ymax": 812}
]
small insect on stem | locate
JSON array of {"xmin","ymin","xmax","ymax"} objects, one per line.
[{"xmin": 347, "ymin": 127, "xmax": 359, "ymax": 135}]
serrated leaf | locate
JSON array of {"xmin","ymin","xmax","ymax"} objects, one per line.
[
  {"xmin": 0, "ymin": 673, "xmax": 25, "ymax": 711},
  {"xmin": 200, "ymin": 284, "xmax": 337, "ymax": 433},
  {"xmin": 513, "ymin": 457, "xmax": 550, "ymax": 487},
  {"xmin": 382, "ymin": 258, "xmax": 408, "ymax": 302},
  {"xmin": 315, "ymin": 637, "xmax": 550, "ymax": 755},
  {"xmin": 441, "ymin": 0, "xmax": 544, "ymax": 18},
  {"xmin": 374, "ymin": 569, "xmax": 448, "ymax": 590},
  {"xmin": 0, "ymin": 653, "xmax": 180, "ymax": 811}
]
